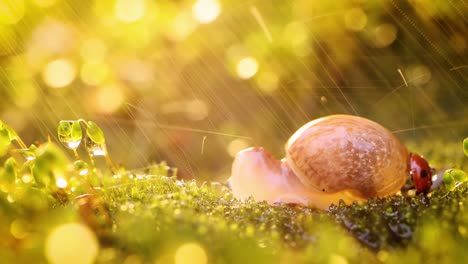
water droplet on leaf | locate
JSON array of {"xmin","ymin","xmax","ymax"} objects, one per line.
[
  {"xmin": 73, "ymin": 160, "xmax": 89, "ymax": 175},
  {"xmin": 443, "ymin": 169, "xmax": 468, "ymax": 191},
  {"xmin": 58, "ymin": 121, "xmax": 82, "ymax": 149},
  {"xmin": 85, "ymin": 137, "xmax": 106, "ymax": 156}
]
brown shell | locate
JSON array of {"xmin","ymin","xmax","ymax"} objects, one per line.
[{"xmin": 285, "ymin": 115, "xmax": 408, "ymax": 198}]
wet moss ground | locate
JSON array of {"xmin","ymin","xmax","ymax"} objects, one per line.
[
  {"xmin": 1, "ymin": 119, "xmax": 467, "ymax": 263},
  {"xmin": 1, "ymin": 165, "xmax": 467, "ymax": 264}
]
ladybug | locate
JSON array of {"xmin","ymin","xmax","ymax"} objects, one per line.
[{"xmin": 409, "ymin": 153, "xmax": 433, "ymax": 194}]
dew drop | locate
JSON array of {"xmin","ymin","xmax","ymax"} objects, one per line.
[
  {"xmin": 57, "ymin": 121, "xmax": 82, "ymax": 149},
  {"xmin": 85, "ymin": 137, "xmax": 106, "ymax": 156},
  {"xmin": 73, "ymin": 160, "xmax": 89, "ymax": 176},
  {"xmin": 56, "ymin": 177, "xmax": 68, "ymax": 189}
]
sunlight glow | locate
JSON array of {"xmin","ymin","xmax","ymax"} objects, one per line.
[
  {"xmin": 192, "ymin": 0, "xmax": 221, "ymax": 24},
  {"xmin": 42, "ymin": 59, "xmax": 77, "ymax": 88},
  {"xmin": 236, "ymin": 57, "xmax": 259, "ymax": 79},
  {"xmin": 45, "ymin": 223, "xmax": 99, "ymax": 264},
  {"xmin": 344, "ymin": 8, "xmax": 367, "ymax": 31},
  {"xmin": 115, "ymin": 0, "xmax": 146, "ymax": 23},
  {"xmin": 0, "ymin": 0, "xmax": 25, "ymax": 24},
  {"xmin": 174, "ymin": 243, "xmax": 207, "ymax": 264}
]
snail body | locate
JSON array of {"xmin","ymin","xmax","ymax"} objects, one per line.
[{"xmin": 228, "ymin": 115, "xmax": 431, "ymax": 210}]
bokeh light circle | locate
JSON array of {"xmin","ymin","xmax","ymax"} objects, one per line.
[
  {"xmin": 94, "ymin": 84, "xmax": 125, "ymax": 114},
  {"xmin": 45, "ymin": 223, "xmax": 99, "ymax": 264},
  {"xmin": 192, "ymin": 0, "xmax": 221, "ymax": 24},
  {"xmin": 344, "ymin": 8, "xmax": 367, "ymax": 31},
  {"xmin": 42, "ymin": 59, "xmax": 77, "ymax": 88},
  {"xmin": 174, "ymin": 243, "xmax": 207, "ymax": 264},
  {"xmin": 114, "ymin": 0, "xmax": 146, "ymax": 23},
  {"xmin": 236, "ymin": 57, "xmax": 259, "ymax": 79},
  {"xmin": 374, "ymin": 23, "xmax": 398, "ymax": 47}
]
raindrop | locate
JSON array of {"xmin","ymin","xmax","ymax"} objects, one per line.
[
  {"xmin": 58, "ymin": 121, "xmax": 82, "ymax": 149},
  {"xmin": 18, "ymin": 144, "xmax": 37, "ymax": 161},
  {"xmin": 85, "ymin": 137, "xmax": 106, "ymax": 157},
  {"xmin": 56, "ymin": 177, "xmax": 68, "ymax": 189},
  {"xmin": 73, "ymin": 160, "xmax": 89, "ymax": 176}
]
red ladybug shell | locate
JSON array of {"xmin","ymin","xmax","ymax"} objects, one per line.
[{"xmin": 409, "ymin": 153, "xmax": 432, "ymax": 193}]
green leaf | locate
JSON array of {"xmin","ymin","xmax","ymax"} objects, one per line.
[
  {"xmin": 86, "ymin": 121, "xmax": 105, "ymax": 145},
  {"xmin": 73, "ymin": 160, "xmax": 89, "ymax": 175},
  {"xmin": 58, "ymin": 121, "xmax": 82, "ymax": 149},
  {"xmin": 57, "ymin": 121, "xmax": 72, "ymax": 137},
  {"xmin": 32, "ymin": 143, "xmax": 69, "ymax": 188},
  {"xmin": 71, "ymin": 121, "xmax": 83, "ymax": 142},
  {"xmin": 0, "ymin": 120, "xmax": 19, "ymax": 142},
  {"xmin": 443, "ymin": 169, "xmax": 468, "ymax": 191},
  {"xmin": 463, "ymin": 137, "xmax": 468, "ymax": 158},
  {"xmin": 0, "ymin": 157, "xmax": 17, "ymax": 192},
  {"xmin": 13, "ymin": 186, "xmax": 49, "ymax": 211},
  {"xmin": 0, "ymin": 124, "xmax": 11, "ymax": 157},
  {"xmin": 450, "ymin": 169, "xmax": 468, "ymax": 182},
  {"xmin": 17, "ymin": 144, "xmax": 37, "ymax": 161}
]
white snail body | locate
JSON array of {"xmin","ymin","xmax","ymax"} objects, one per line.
[{"xmin": 228, "ymin": 115, "xmax": 409, "ymax": 210}]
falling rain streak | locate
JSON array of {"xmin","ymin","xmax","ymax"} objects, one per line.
[{"xmin": 0, "ymin": 0, "xmax": 466, "ymax": 183}]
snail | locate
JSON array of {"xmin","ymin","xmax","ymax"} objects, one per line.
[{"xmin": 228, "ymin": 115, "xmax": 432, "ymax": 210}]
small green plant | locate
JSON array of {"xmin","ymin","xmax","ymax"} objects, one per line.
[
  {"xmin": 464, "ymin": 137, "xmax": 468, "ymax": 158},
  {"xmin": 57, "ymin": 119, "xmax": 116, "ymax": 174},
  {"xmin": 0, "ymin": 120, "xmax": 26, "ymax": 155},
  {"xmin": 442, "ymin": 137, "xmax": 468, "ymax": 191},
  {"xmin": 0, "ymin": 119, "xmax": 118, "ymax": 201}
]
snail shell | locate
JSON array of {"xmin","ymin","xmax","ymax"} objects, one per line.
[
  {"xmin": 229, "ymin": 115, "xmax": 409, "ymax": 210},
  {"xmin": 286, "ymin": 115, "xmax": 408, "ymax": 198}
]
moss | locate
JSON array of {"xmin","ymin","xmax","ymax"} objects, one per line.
[{"xmin": 0, "ymin": 120, "xmax": 467, "ymax": 263}]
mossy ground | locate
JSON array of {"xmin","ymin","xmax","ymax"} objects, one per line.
[
  {"xmin": 1, "ymin": 164, "xmax": 467, "ymax": 263},
  {"xmin": 0, "ymin": 125, "xmax": 467, "ymax": 263}
]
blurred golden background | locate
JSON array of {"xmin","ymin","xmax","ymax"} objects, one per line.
[{"xmin": 0, "ymin": 0, "xmax": 467, "ymax": 180}]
